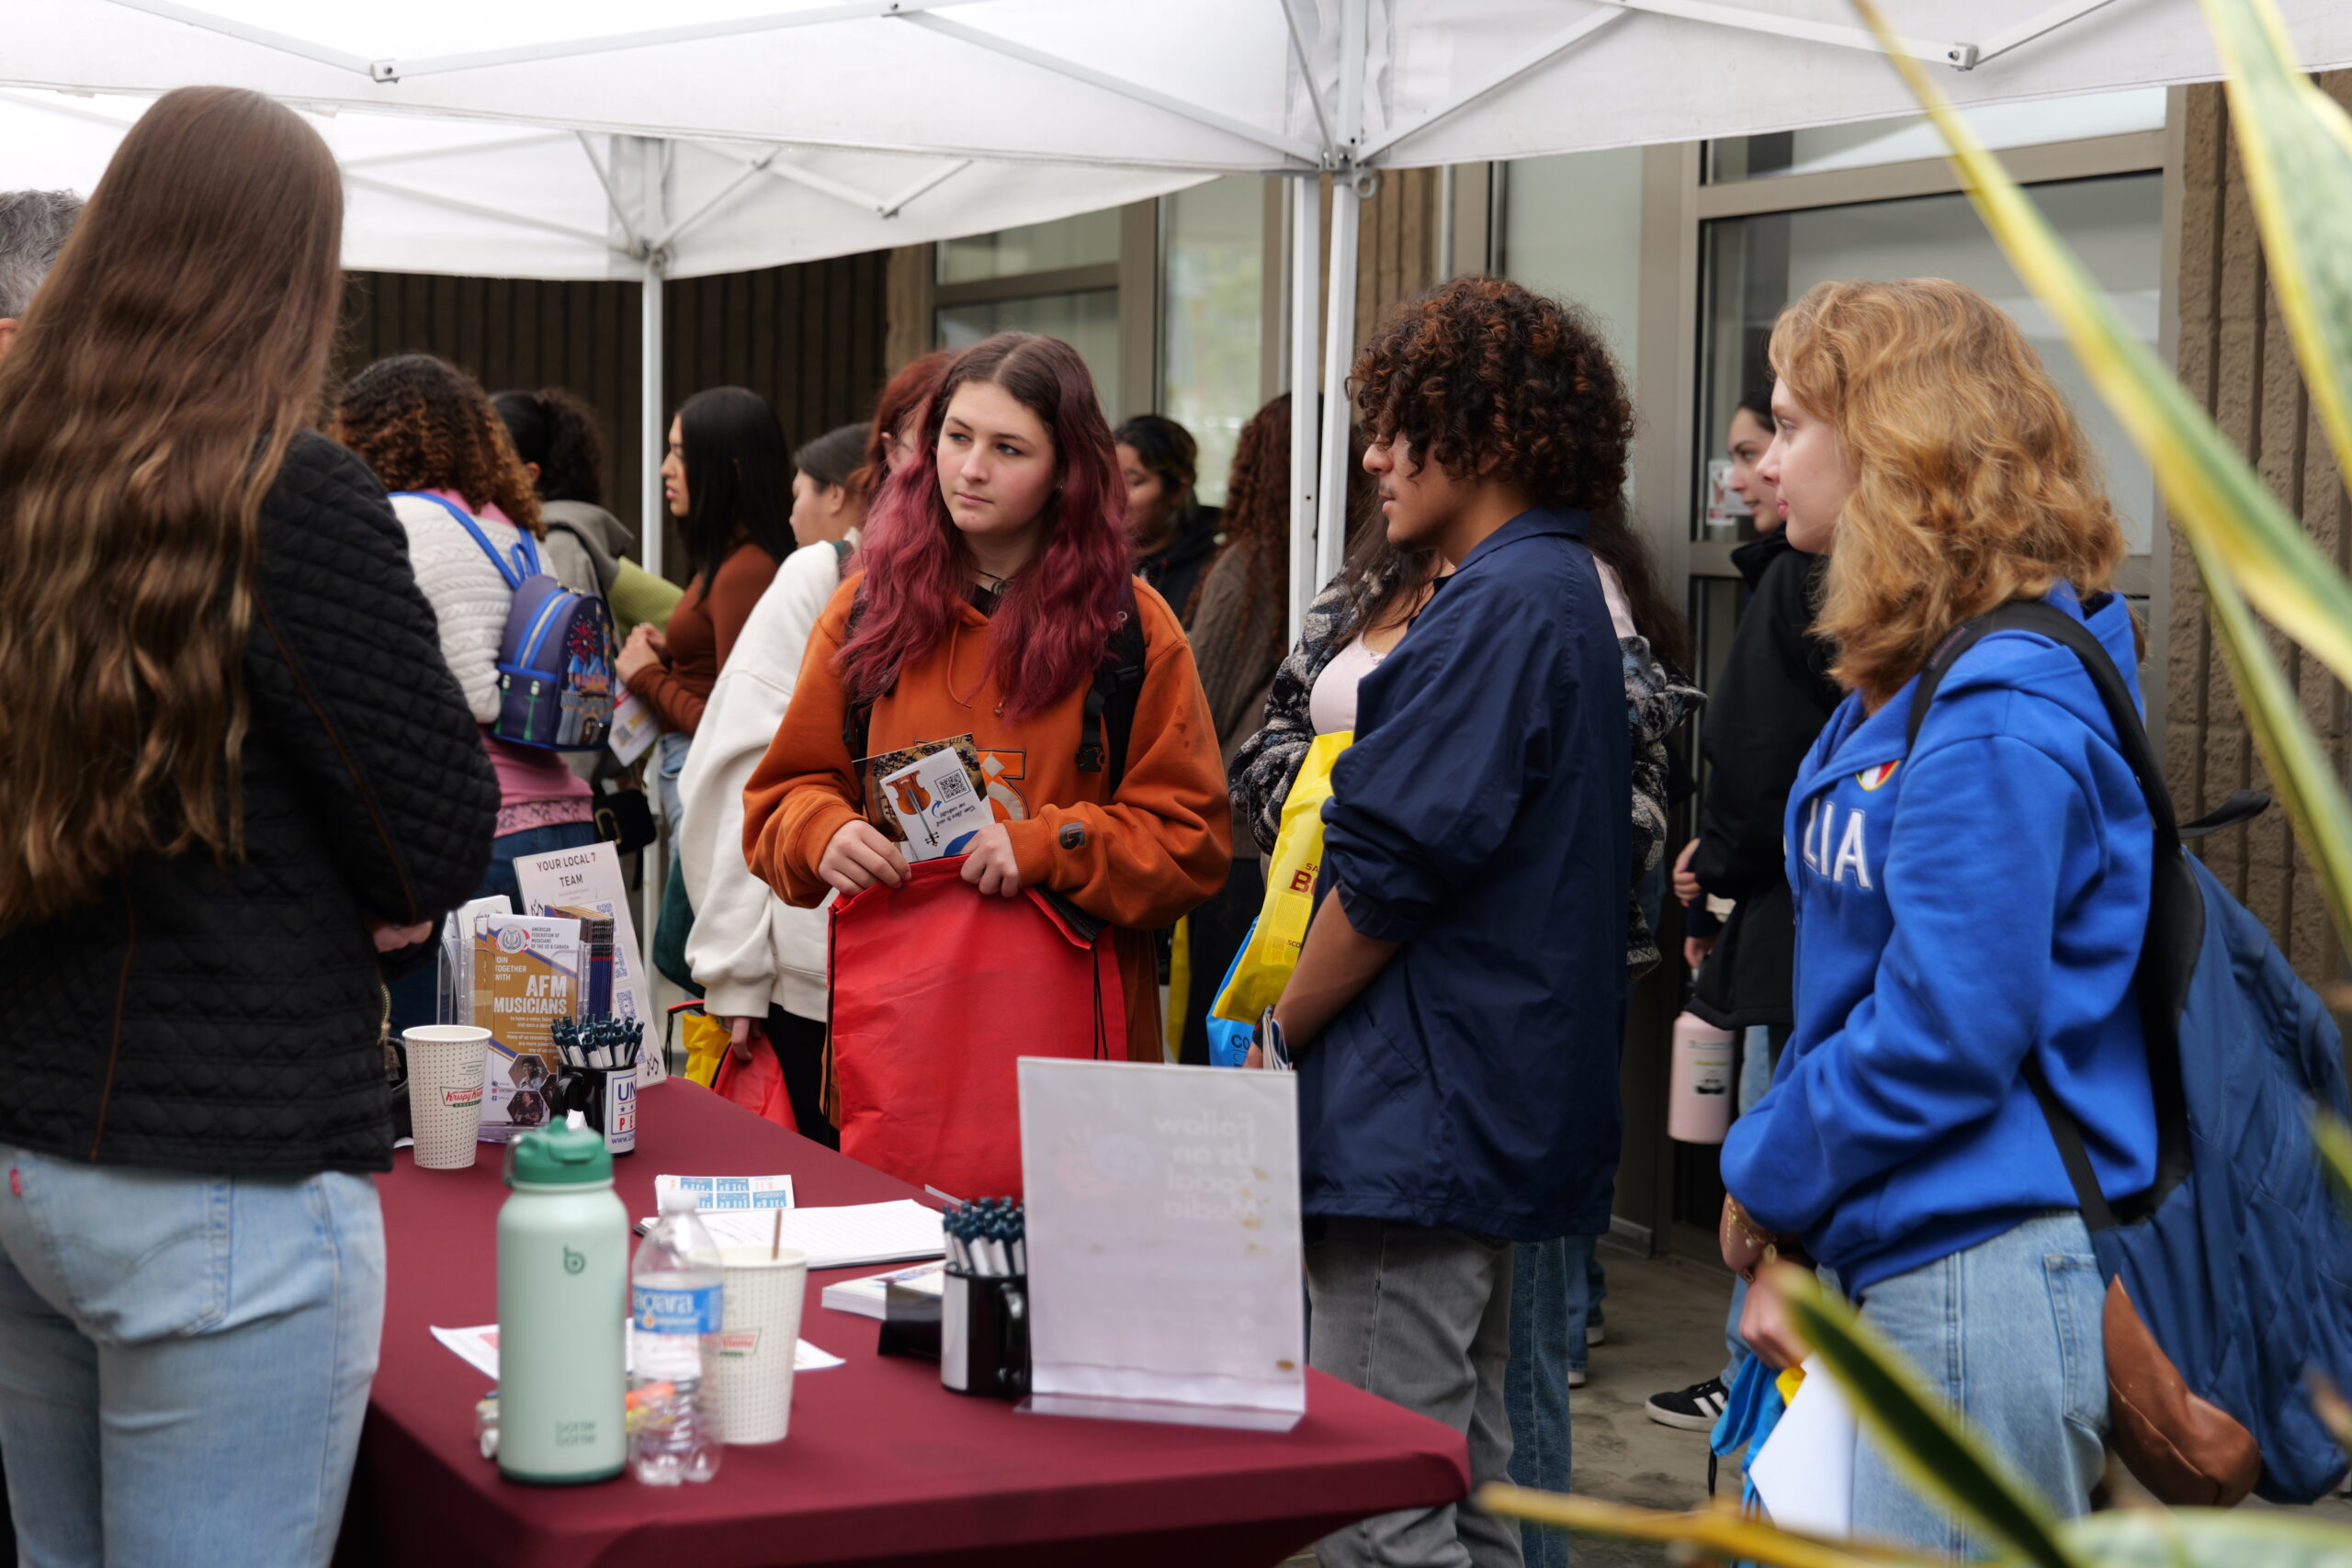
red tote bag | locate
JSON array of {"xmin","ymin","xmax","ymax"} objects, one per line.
[{"xmin": 827, "ymin": 856, "xmax": 1125, "ymax": 1199}]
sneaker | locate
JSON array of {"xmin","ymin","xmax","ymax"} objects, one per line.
[
  {"xmin": 1568, "ymin": 1366, "xmax": 1589, "ymax": 1389},
  {"xmin": 1586, "ymin": 1323, "xmax": 1606, "ymax": 1347},
  {"xmin": 1645, "ymin": 1376, "xmax": 1729, "ymax": 1432}
]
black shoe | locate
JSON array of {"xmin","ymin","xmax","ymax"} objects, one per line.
[{"xmin": 1645, "ymin": 1376, "xmax": 1729, "ymax": 1432}]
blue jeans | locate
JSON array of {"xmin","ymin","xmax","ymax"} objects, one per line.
[
  {"xmin": 654, "ymin": 730, "xmax": 692, "ymax": 838},
  {"xmin": 1505, "ymin": 1235, "xmax": 1603, "ymax": 1568},
  {"xmin": 1851, "ymin": 1213, "xmax": 2107, "ymax": 1557},
  {"xmin": 387, "ymin": 818, "xmax": 603, "ymax": 1038},
  {"xmin": 0, "ymin": 1150, "xmax": 385, "ymax": 1568}
]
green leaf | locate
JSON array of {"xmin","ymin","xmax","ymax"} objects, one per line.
[
  {"xmin": 2199, "ymin": 0, "xmax": 2352, "ymax": 482},
  {"xmin": 1847, "ymin": 0, "xmax": 2352, "ymax": 964},
  {"xmin": 1846, "ymin": 0, "xmax": 2352, "ymax": 702},
  {"xmin": 1774, "ymin": 1268, "xmax": 2091, "ymax": 1568},
  {"xmin": 2189, "ymin": 533, "xmax": 2352, "ymax": 957},
  {"xmin": 2316, "ymin": 1113, "xmax": 2352, "ymax": 1221},
  {"xmin": 2061, "ymin": 1506, "xmax": 2352, "ymax": 1568},
  {"xmin": 1475, "ymin": 1483, "xmax": 1937, "ymax": 1568}
]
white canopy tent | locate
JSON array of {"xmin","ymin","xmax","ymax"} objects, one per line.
[
  {"xmin": 14, "ymin": 0, "xmax": 2352, "ymax": 626},
  {"xmin": 15, "ymin": 0, "xmax": 2349, "ymax": 976}
]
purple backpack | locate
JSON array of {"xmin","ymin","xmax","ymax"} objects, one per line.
[{"xmin": 395, "ymin": 492, "xmax": 616, "ymax": 753}]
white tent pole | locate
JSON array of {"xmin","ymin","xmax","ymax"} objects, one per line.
[
  {"xmin": 1312, "ymin": 0, "xmax": 1366, "ymax": 593},
  {"xmin": 1315, "ymin": 178, "xmax": 1360, "ymax": 594},
  {"xmin": 903, "ymin": 11, "xmax": 1324, "ymax": 166},
  {"xmin": 97, "ymin": 0, "xmax": 374, "ymax": 73},
  {"xmin": 1355, "ymin": 11, "xmax": 1627, "ymax": 164},
  {"xmin": 1286, "ymin": 174, "xmax": 1321, "ymax": 637},
  {"xmin": 370, "ymin": 0, "xmax": 989, "ymax": 82},
  {"xmin": 639, "ymin": 141, "xmax": 668, "ymax": 982},
  {"xmin": 1276, "ymin": 0, "xmax": 1337, "ymax": 158}
]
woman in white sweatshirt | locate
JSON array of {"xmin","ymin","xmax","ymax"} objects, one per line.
[{"xmin": 678, "ymin": 422, "xmax": 873, "ymax": 1144}]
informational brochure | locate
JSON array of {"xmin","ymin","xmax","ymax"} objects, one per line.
[
  {"xmin": 1018, "ymin": 1059, "xmax": 1306, "ymax": 1429},
  {"xmin": 513, "ymin": 840, "xmax": 662, "ymax": 1085},
  {"xmin": 606, "ymin": 681, "xmax": 658, "ymax": 767},
  {"xmin": 876, "ymin": 746, "xmax": 991, "ymax": 862},
  {"xmin": 470, "ymin": 913, "xmax": 582, "ymax": 1143}
]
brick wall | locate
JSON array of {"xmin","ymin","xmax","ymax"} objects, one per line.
[{"xmin": 2167, "ymin": 75, "xmax": 2352, "ymax": 989}]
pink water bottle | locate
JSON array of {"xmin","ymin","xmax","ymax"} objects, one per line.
[{"xmin": 1668, "ymin": 1012, "xmax": 1736, "ymax": 1144}]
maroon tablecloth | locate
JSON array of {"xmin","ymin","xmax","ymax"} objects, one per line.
[{"xmin": 335, "ymin": 1078, "xmax": 1467, "ymax": 1568}]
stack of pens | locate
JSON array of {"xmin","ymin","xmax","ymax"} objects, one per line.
[
  {"xmin": 551, "ymin": 1015, "xmax": 644, "ymax": 1072},
  {"xmin": 943, "ymin": 1199, "xmax": 1025, "ymax": 1278}
]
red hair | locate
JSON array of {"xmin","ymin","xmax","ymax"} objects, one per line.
[
  {"xmin": 837, "ymin": 333, "xmax": 1130, "ymax": 720},
  {"xmin": 852, "ymin": 349, "xmax": 952, "ymax": 502}
]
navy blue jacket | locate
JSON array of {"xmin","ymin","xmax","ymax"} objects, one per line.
[{"xmin": 1303, "ymin": 508, "xmax": 1631, "ymax": 1241}]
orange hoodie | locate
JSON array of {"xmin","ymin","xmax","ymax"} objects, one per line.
[{"xmin": 741, "ymin": 575, "xmax": 1232, "ymax": 1059}]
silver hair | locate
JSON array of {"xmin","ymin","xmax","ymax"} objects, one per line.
[{"xmin": 0, "ymin": 190, "xmax": 85, "ymax": 321}]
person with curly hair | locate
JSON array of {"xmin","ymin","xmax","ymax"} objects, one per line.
[
  {"xmin": 334, "ymin": 353, "xmax": 599, "ymax": 1039},
  {"xmin": 1720, "ymin": 279, "xmax": 2154, "ymax": 1554},
  {"xmin": 1253, "ymin": 276, "xmax": 1637, "ymax": 1568}
]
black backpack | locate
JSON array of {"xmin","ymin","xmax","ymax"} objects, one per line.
[{"xmin": 839, "ymin": 583, "xmax": 1148, "ymax": 795}]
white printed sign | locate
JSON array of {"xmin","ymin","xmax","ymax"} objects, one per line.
[
  {"xmin": 512, "ymin": 840, "xmax": 664, "ymax": 1084},
  {"xmin": 1017, "ymin": 1059, "xmax": 1305, "ymax": 1429}
]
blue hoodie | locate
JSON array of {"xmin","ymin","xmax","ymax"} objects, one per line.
[{"xmin": 1720, "ymin": 588, "xmax": 2157, "ymax": 1294}]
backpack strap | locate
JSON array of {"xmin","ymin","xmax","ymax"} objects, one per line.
[
  {"xmin": 1905, "ymin": 597, "xmax": 2193, "ymax": 1230},
  {"xmin": 391, "ymin": 491, "xmax": 541, "ymax": 590},
  {"xmin": 841, "ymin": 581, "xmax": 1150, "ymax": 794},
  {"xmin": 1080, "ymin": 586, "xmax": 1148, "ymax": 794}
]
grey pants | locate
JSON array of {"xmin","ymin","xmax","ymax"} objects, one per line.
[{"xmin": 1307, "ymin": 1218, "xmax": 1522, "ymax": 1568}]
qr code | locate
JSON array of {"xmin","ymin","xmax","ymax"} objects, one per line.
[{"xmin": 936, "ymin": 769, "xmax": 972, "ymax": 800}]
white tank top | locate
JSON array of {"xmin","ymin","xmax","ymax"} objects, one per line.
[{"xmin": 1308, "ymin": 561, "xmax": 1634, "ymax": 738}]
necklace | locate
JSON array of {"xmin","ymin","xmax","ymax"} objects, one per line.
[{"xmin": 946, "ymin": 619, "xmax": 993, "ymax": 711}]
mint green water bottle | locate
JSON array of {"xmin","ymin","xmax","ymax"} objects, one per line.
[{"xmin": 497, "ymin": 1111, "xmax": 628, "ymax": 1483}]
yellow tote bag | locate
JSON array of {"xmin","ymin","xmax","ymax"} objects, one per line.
[
  {"xmin": 679, "ymin": 1008, "xmax": 734, "ymax": 1089},
  {"xmin": 1212, "ymin": 730, "xmax": 1351, "ymax": 1025}
]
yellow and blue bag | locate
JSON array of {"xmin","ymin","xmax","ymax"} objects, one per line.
[{"xmin": 1210, "ymin": 731, "xmax": 1351, "ymax": 1039}]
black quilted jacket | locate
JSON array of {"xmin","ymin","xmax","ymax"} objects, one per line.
[{"xmin": 0, "ymin": 433, "xmax": 500, "ymax": 1174}]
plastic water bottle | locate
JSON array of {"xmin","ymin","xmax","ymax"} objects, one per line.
[{"xmin": 629, "ymin": 1187, "xmax": 722, "ymax": 1484}]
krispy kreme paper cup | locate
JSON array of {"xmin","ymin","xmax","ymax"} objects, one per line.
[
  {"xmin": 402, "ymin": 1025, "xmax": 492, "ymax": 1169},
  {"xmin": 710, "ymin": 1244, "xmax": 808, "ymax": 1444}
]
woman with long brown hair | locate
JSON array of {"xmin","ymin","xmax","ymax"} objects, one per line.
[
  {"xmin": 1720, "ymin": 278, "xmax": 2154, "ymax": 1553},
  {"xmin": 0, "ymin": 88, "xmax": 496, "ymax": 1564}
]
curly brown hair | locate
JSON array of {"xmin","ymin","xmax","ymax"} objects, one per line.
[
  {"xmin": 1351, "ymin": 276, "xmax": 1633, "ymax": 513},
  {"xmin": 333, "ymin": 354, "xmax": 543, "ymax": 536}
]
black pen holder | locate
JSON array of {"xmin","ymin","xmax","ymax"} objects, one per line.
[
  {"xmin": 552, "ymin": 1064, "xmax": 637, "ymax": 1155},
  {"xmin": 939, "ymin": 1270, "xmax": 1028, "ymax": 1400}
]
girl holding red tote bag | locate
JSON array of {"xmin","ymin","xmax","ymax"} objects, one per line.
[{"xmin": 742, "ymin": 333, "xmax": 1229, "ymax": 1196}]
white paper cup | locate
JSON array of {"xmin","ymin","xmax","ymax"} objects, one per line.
[
  {"xmin": 710, "ymin": 1244, "xmax": 808, "ymax": 1445},
  {"xmin": 402, "ymin": 1025, "xmax": 492, "ymax": 1169}
]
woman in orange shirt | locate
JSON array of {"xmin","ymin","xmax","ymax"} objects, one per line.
[{"xmin": 741, "ymin": 332, "xmax": 1229, "ymax": 1064}]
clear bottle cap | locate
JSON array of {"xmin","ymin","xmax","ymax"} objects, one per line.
[{"xmin": 658, "ymin": 1187, "xmax": 701, "ymax": 1214}]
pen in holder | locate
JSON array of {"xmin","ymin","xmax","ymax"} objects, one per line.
[{"xmin": 940, "ymin": 1269, "xmax": 1028, "ymax": 1399}]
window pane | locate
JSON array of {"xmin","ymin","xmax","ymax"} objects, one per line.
[
  {"xmin": 1706, "ymin": 88, "xmax": 2165, "ymax": 182},
  {"xmin": 1696, "ymin": 174, "xmax": 2161, "ymax": 552},
  {"xmin": 936, "ymin": 210, "xmax": 1121, "ymax": 285},
  {"xmin": 936, "ymin": 290, "xmax": 1121, "ymax": 418},
  {"xmin": 1495, "ymin": 146, "xmax": 1645, "ymax": 497},
  {"xmin": 1159, "ymin": 177, "xmax": 1265, "ymax": 507}
]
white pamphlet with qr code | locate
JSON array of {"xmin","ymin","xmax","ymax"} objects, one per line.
[{"xmin": 877, "ymin": 747, "xmax": 990, "ymax": 862}]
